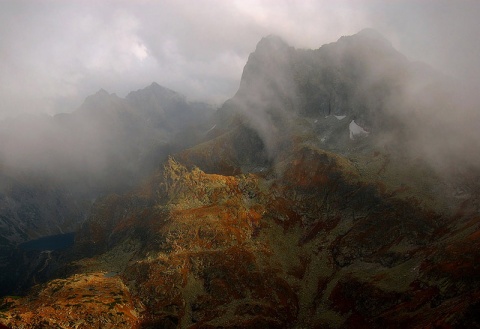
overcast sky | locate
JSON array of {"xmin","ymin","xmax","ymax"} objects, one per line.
[{"xmin": 1, "ymin": 0, "xmax": 479, "ymax": 120}]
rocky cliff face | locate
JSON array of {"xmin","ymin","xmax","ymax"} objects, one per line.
[
  {"xmin": 222, "ymin": 29, "xmax": 462, "ymax": 166},
  {"xmin": 2, "ymin": 30, "xmax": 480, "ymax": 328}
]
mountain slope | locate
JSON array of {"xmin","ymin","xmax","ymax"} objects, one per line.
[
  {"xmin": 4, "ymin": 143, "xmax": 478, "ymax": 328},
  {"xmin": 0, "ymin": 83, "xmax": 215, "ymax": 243},
  {"xmin": 0, "ymin": 83, "xmax": 215, "ymax": 296},
  {"xmin": 2, "ymin": 30, "xmax": 480, "ymax": 328}
]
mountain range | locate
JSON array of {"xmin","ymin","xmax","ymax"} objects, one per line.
[{"xmin": 1, "ymin": 29, "xmax": 479, "ymax": 328}]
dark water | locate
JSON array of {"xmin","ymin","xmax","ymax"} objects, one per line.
[{"xmin": 19, "ymin": 232, "xmax": 75, "ymax": 251}]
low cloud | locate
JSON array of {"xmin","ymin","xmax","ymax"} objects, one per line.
[
  {"xmin": 1, "ymin": 1, "xmax": 479, "ymax": 177},
  {"xmin": 3, "ymin": 1, "xmax": 478, "ymax": 120}
]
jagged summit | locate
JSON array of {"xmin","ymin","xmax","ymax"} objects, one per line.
[
  {"xmin": 234, "ymin": 34, "xmax": 294, "ymax": 100},
  {"xmin": 126, "ymin": 82, "xmax": 187, "ymax": 121},
  {"xmin": 254, "ymin": 34, "xmax": 291, "ymax": 54},
  {"xmin": 131, "ymin": 81, "xmax": 181, "ymax": 97},
  {"xmin": 227, "ymin": 29, "xmax": 404, "ymax": 128},
  {"xmin": 334, "ymin": 28, "xmax": 391, "ymax": 45},
  {"xmin": 94, "ymin": 88, "xmax": 109, "ymax": 96},
  {"xmin": 127, "ymin": 82, "xmax": 185, "ymax": 102},
  {"xmin": 355, "ymin": 27, "xmax": 390, "ymax": 42},
  {"xmin": 78, "ymin": 88, "xmax": 122, "ymax": 112},
  {"xmin": 221, "ymin": 28, "xmax": 450, "ymax": 161},
  {"xmin": 86, "ymin": 88, "xmax": 112, "ymax": 102},
  {"xmin": 333, "ymin": 27, "xmax": 401, "ymax": 63}
]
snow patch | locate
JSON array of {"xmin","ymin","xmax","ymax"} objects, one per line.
[
  {"xmin": 349, "ymin": 120, "xmax": 369, "ymax": 140},
  {"xmin": 335, "ymin": 115, "xmax": 346, "ymax": 120}
]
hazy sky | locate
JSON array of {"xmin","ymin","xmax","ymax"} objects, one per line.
[{"xmin": 1, "ymin": 0, "xmax": 479, "ymax": 120}]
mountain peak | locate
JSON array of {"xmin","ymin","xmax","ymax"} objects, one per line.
[
  {"xmin": 126, "ymin": 82, "xmax": 184, "ymax": 104},
  {"xmin": 95, "ymin": 88, "xmax": 109, "ymax": 96},
  {"xmin": 76, "ymin": 88, "xmax": 123, "ymax": 114},
  {"xmin": 338, "ymin": 28, "xmax": 393, "ymax": 49},
  {"xmin": 356, "ymin": 28, "xmax": 388, "ymax": 41},
  {"xmin": 83, "ymin": 88, "xmax": 113, "ymax": 104},
  {"xmin": 261, "ymin": 34, "xmax": 287, "ymax": 44},
  {"xmin": 145, "ymin": 82, "xmax": 178, "ymax": 95},
  {"xmin": 254, "ymin": 34, "xmax": 291, "ymax": 55},
  {"xmin": 147, "ymin": 81, "xmax": 164, "ymax": 91}
]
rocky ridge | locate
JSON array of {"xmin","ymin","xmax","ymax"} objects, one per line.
[
  {"xmin": 0, "ymin": 83, "xmax": 214, "ymax": 296},
  {"xmin": 4, "ymin": 139, "xmax": 479, "ymax": 328},
  {"xmin": 1, "ymin": 30, "xmax": 480, "ymax": 328}
]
